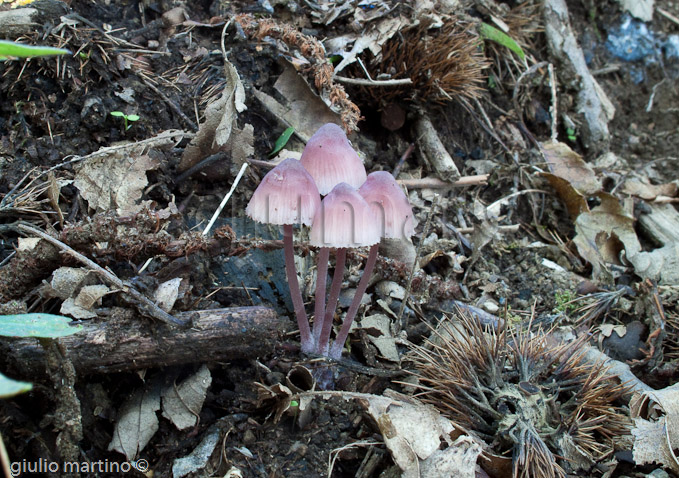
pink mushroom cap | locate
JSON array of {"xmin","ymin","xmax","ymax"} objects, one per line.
[
  {"xmin": 310, "ymin": 183, "xmax": 381, "ymax": 248},
  {"xmin": 246, "ymin": 158, "xmax": 321, "ymax": 226},
  {"xmin": 359, "ymin": 171, "xmax": 417, "ymax": 240},
  {"xmin": 300, "ymin": 123, "xmax": 367, "ymax": 195}
]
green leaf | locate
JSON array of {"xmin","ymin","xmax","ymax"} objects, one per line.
[
  {"xmin": 479, "ymin": 23, "xmax": 526, "ymax": 61},
  {"xmin": 126, "ymin": 114, "xmax": 140, "ymax": 122},
  {"xmin": 0, "ymin": 40, "xmax": 70, "ymax": 61},
  {"xmin": 0, "ymin": 313, "xmax": 82, "ymax": 338},
  {"xmin": 0, "ymin": 372, "xmax": 32, "ymax": 399},
  {"xmin": 269, "ymin": 127, "xmax": 295, "ymax": 158},
  {"xmin": 110, "ymin": 111, "xmax": 125, "ymax": 117}
]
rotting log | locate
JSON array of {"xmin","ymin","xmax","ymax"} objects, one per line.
[{"xmin": 1, "ymin": 306, "xmax": 286, "ymax": 376}]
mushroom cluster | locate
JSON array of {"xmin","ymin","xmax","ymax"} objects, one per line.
[{"xmin": 246, "ymin": 123, "xmax": 416, "ymax": 359}]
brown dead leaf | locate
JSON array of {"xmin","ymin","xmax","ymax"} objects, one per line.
[
  {"xmin": 74, "ymin": 153, "xmax": 159, "ymax": 214},
  {"xmin": 162, "ymin": 365, "xmax": 212, "ymax": 430},
  {"xmin": 360, "ymin": 314, "xmax": 400, "ymax": 362},
  {"xmin": 630, "ymin": 382, "xmax": 679, "ymax": 473},
  {"xmin": 543, "ymin": 174, "xmax": 590, "ymax": 219},
  {"xmin": 298, "ymin": 391, "xmax": 481, "ymax": 478},
  {"xmin": 542, "ymin": 142, "xmax": 602, "ymax": 195},
  {"xmin": 108, "ymin": 387, "xmax": 161, "ymax": 460},
  {"xmin": 254, "ymin": 61, "xmax": 342, "ymax": 142},
  {"xmin": 330, "ymin": 16, "xmax": 408, "ymax": 73},
  {"xmin": 541, "ymin": 141, "xmax": 601, "ymax": 219},
  {"xmin": 621, "ymin": 177, "xmax": 678, "ymax": 200},
  {"xmin": 154, "ymin": 278, "xmax": 182, "ymax": 313},
  {"xmin": 572, "ymin": 193, "xmax": 638, "ymax": 281},
  {"xmin": 178, "ymin": 59, "xmax": 246, "ymax": 172}
]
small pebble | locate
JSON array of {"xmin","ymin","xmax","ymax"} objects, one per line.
[
  {"xmin": 482, "ymin": 301, "xmax": 499, "ymax": 313},
  {"xmin": 242, "ymin": 429, "xmax": 256, "ymax": 445}
]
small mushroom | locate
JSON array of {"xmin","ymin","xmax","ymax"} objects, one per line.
[
  {"xmin": 300, "ymin": 123, "xmax": 368, "ymax": 351},
  {"xmin": 299, "ymin": 123, "xmax": 367, "ymax": 195},
  {"xmin": 310, "ymin": 183, "xmax": 380, "ymax": 355},
  {"xmin": 246, "ymin": 158, "xmax": 321, "ymax": 353},
  {"xmin": 327, "ymin": 171, "xmax": 416, "ymax": 359}
]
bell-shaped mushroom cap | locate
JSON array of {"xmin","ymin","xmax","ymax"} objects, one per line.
[
  {"xmin": 246, "ymin": 158, "xmax": 321, "ymax": 226},
  {"xmin": 359, "ymin": 171, "xmax": 417, "ymax": 239},
  {"xmin": 310, "ymin": 183, "xmax": 380, "ymax": 248},
  {"xmin": 300, "ymin": 123, "xmax": 367, "ymax": 195}
]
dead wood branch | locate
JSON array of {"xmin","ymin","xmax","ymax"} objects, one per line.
[
  {"xmin": 17, "ymin": 224, "xmax": 187, "ymax": 328},
  {"xmin": 543, "ymin": 0, "xmax": 614, "ymax": 151},
  {"xmin": 1, "ymin": 306, "xmax": 284, "ymax": 376},
  {"xmin": 413, "ymin": 114, "xmax": 461, "ymax": 182},
  {"xmin": 397, "ymin": 175, "xmax": 488, "ymax": 189}
]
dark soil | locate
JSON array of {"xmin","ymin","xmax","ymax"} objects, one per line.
[{"xmin": 1, "ymin": 0, "xmax": 678, "ymax": 477}]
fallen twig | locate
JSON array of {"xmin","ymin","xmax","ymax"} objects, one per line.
[
  {"xmin": 397, "ymin": 175, "xmax": 488, "ymax": 189},
  {"xmin": 543, "ymin": 0, "xmax": 614, "ymax": 150},
  {"xmin": 2, "ymin": 307, "xmax": 283, "ymax": 375},
  {"xmin": 413, "ymin": 113, "xmax": 461, "ymax": 182},
  {"xmin": 16, "ymin": 223, "xmax": 188, "ymax": 327},
  {"xmin": 392, "ymin": 143, "xmax": 415, "ymax": 178},
  {"xmin": 581, "ymin": 344, "xmax": 652, "ymax": 399},
  {"xmin": 203, "ymin": 162, "xmax": 249, "ymax": 236},
  {"xmin": 333, "ymin": 76, "xmax": 413, "ymax": 87}
]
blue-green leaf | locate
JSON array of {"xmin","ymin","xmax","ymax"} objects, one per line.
[
  {"xmin": 479, "ymin": 23, "xmax": 526, "ymax": 61},
  {"xmin": 269, "ymin": 127, "xmax": 295, "ymax": 157},
  {"xmin": 0, "ymin": 40, "xmax": 70, "ymax": 61},
  {"xmin": 0, "ymin": 313, "xmax": 82, "ymax": 338},
  {"xmin": 0, "ymin": 372, "xmax": 32, "ymax": 399}
]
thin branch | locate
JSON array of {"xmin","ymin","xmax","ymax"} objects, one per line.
[
  {"xmin": 397, "ymin": 175, "xmax": 488, "ymax": 189},
  {"xmin": 333, "ymin": 76, "xmax": 413, "ymax": 87},
  {"xmin": 16, "ymin": 223, "xmax": 188, "ymax": 327},
  {"xmin": 203, "ymin": 162, "xmax": 248, "ymax": 236}
]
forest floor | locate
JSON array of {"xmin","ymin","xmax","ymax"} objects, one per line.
[{"xmin": 1, "ymin": 0, "xmax": 679, "ymax": 477}]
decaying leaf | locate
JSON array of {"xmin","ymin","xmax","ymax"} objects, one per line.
[
  {"xmin": 598, "ymin": 323, "xmax": 627, "ymax": 338},
  {"xmin": 178, "ymin": 58, "xmax": 247, "ymax": 171},
  {"xmin": 621, "ymin": 177, "xmax": 678, "ymax": 200},
  {"xmin": 360, "ymin": 314, "xmax": 400, "ymax": 362},
  {"xmin": 572, "ymin": 193, "xmax": 637, "ymax": 281},
  {"xmin": 108, "ymin": 387, "xmax": 161, "ymax": 460},
  {"xmin": 541, "ymin": 142, "xmax": 601, "ymax": 194},
  {"xmin": 253, "ymin": 61, "xmax": 342, "ymax": 142},
  {"xmin": 617, "ymin": 0, "xmax": 654, "ymax": 21},
  {"xmin": 162, "ymin": 365, "xmax": 212, "ymax": 430},
  {"xmin": 298, "ymin": 391, "xmax": 481, "ymax": 478},
  {"xmin": 330, "ymin": 16, "xmax": 408, "ymax": 73},
  {"xmin": 630, "ymin": 383, "xmax": 679, "ymax": 472},
  {"xmin": 364, "ymin": 393, "xmax": 481, "ymax": 478},
  {"xmin": 154, "ymin": 277, "xmax": 183, "ymax": 313},
  {"xmin": 254, "ymin": 381, "xmax": 294, "ymax": 423},
  {"xmin": 541, "ymin": 141, "xmax": 601, "ymax": 218},
  {"xmin": 227, "ymin": 122, "xmax": 255, "ymax": 176},
  {"xmin": 74, "ymin": 153, "xmax": 160, "ymax": 214},
  {"xmin": 171, "ymin": 425, "xmax": 221, "ymax": 478},
  {"xmin": 60, "ymin": 284, "xmax": 110, "ymax": 319},
  {"xmin": 45, "ymin": 267, "xmax": 108, "ymax": 319},
  {"xmin": 48, "ymin": 267, "xmax": 92, "ymax": 300}
]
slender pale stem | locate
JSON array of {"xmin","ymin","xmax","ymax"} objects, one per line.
[
  {"xmin": 283, "ymin": 225, "xmax": 312, "ymax": 353},
  {"xmin": 312, "ymin": 247, "xmax": 330, "ymax": 347},
  {"xmin": 318, "ymin": 247, "xmax": 347, "ymax": 355},
  {"xmin": 329, "ymin": 244, "xmax": 379, "ymax": 359}
]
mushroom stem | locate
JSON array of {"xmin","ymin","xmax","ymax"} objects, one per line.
[
  {"xmin": 329, "ymin": 243, "xmax": 379, "ymax": 359},
  {"xmin": 283, "ymin": 224, "xmax": 313, "ymax": 353},
  {"xmin": 312, "ymin": 247, "xmax": 330, "ymax": 346},
  {"xmin": 318, "ymin": 247, "xmax": 347, "ymax": 355}
]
